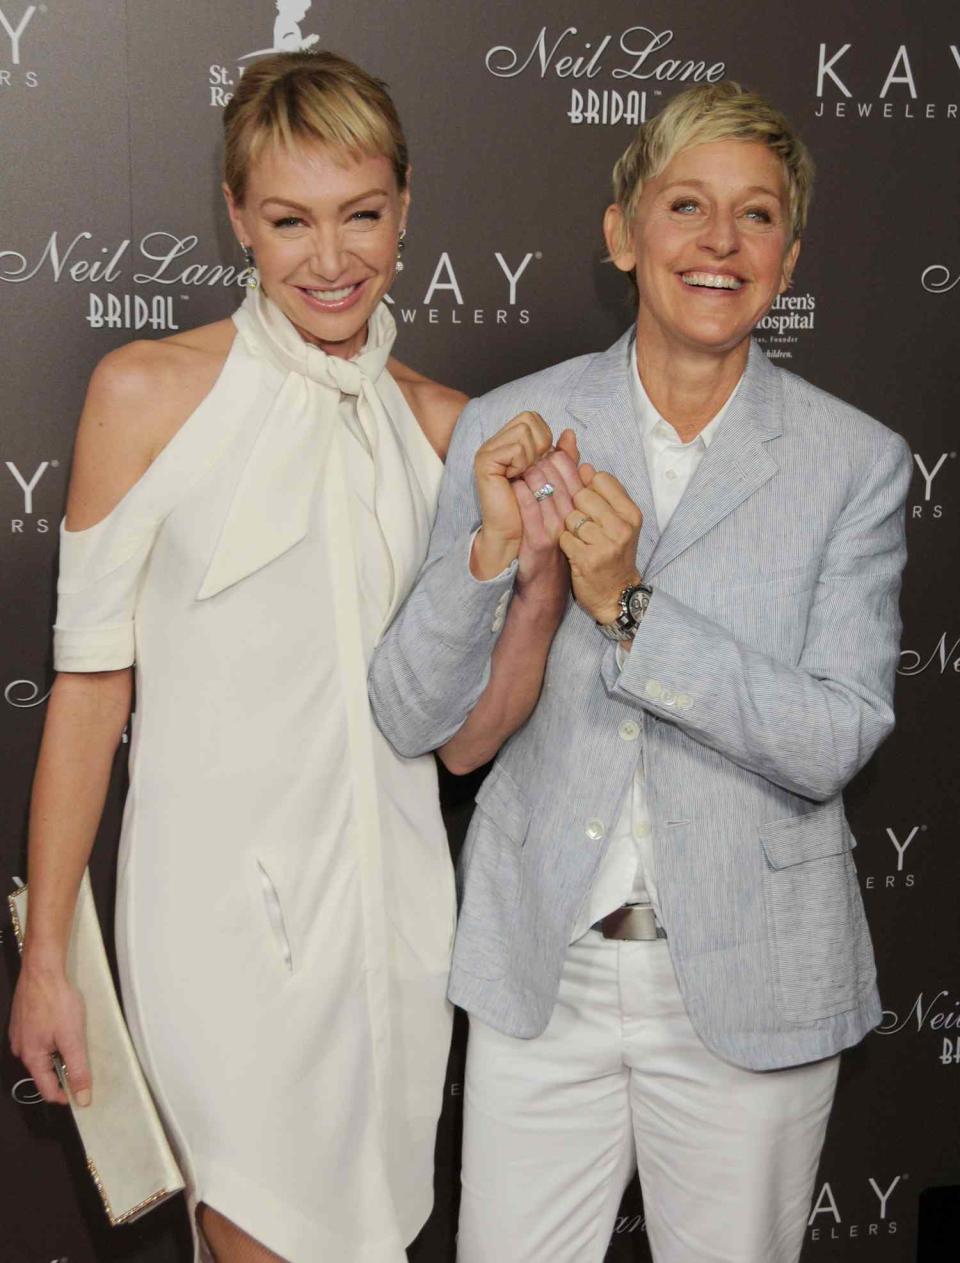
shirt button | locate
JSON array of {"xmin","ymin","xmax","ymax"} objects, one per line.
[
  {"xmin": 676, "ymin": 693, "xmax": 694, "ymax": 711},
  {"xmin": 585, "ymin": 819, "xmax": 605, "ymax": 841},
  {"xmin": 661, "ymin": 688, "xmax": 677, "ymax": 706},
  {"xmin": 645, "ymin": 679, "xmax": 663, "ymax": 700},
  {"xmin": 618, "ymin": 720, "xmax": 640, "ymax": 741},
  {"xmin": 665, "ymin": 469, "xmax": 677, "ymax": 481},
  {"xmin": 635, "ymin": 821, "xmax": 651, "ymax": 838}
]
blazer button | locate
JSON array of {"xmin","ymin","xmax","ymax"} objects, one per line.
[
  {"xmin": 661, "ymin": 688, "xmax": 677, "ymax": 706},
  {"xmin": 585, "ymin": 819, "xmax": 605, "ymax": 841},
  {"xmin": 676, "ymin": 693, "xmax": 694, "ymax": 710},
  {"xmin": 618, "ymin": 720, "xmax": 640, "ymax": 741},
  {"xmin": 645, "ymin": 679, "xmax": 663, "ymax": 699}
]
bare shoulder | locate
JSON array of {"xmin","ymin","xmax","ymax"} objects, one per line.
[
  {"xmin": 66, "ymin": 318, "xmax": 236, "ymax": 530},
  {"xmin": 389, "ymin": 357, "xmax": 469, "ymax": 461}
]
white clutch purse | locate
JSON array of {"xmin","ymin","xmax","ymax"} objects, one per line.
[{"xmin": 9, "ymin": 872, "xmax": 185, "ymax": 1225}]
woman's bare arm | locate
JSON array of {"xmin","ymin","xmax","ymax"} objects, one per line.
[{"xmin": 439, "ymin": 441, "xmax": 582, "ymax": 774}]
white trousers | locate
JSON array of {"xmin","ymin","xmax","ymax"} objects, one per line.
[{"xmin": 457, "ymin": 932, "xmax": 839, "ymax": 1263}]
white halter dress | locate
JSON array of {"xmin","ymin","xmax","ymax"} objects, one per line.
[{"xmin": 52, "ymin": 290, "xmax": 455, "ymax": 1262}]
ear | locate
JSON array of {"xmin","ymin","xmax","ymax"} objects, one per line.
[
  {"xmin": 603, "ymin": 204, "xmax": 636, "ymax": 274},
  {"xmin": 779, "ymin": 237, "xmax": 801, "ymax": 294},
  {"xmin": 222, "ymin": 182, "xmax": 247, "ymax": 247}
]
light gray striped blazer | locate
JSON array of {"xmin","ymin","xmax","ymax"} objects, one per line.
[{"xmin": 368, "ymin": 332, "xmax": 912, "ymax": 1070}]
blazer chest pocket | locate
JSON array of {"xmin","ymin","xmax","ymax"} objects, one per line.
[
  {"xmin": 759, "ymin": 800, "xmax": 875, "ymax": 1025},
  {"xmin": 456, "ymin": 763, "xmax": 531, "ymax": 980}
]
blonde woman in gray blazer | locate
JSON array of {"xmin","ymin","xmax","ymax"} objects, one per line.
[{"xmin": 370, "ymin": 82, "xmax": 911, "ymax": 1263}]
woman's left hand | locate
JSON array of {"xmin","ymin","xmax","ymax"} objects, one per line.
[{"xmin": 512, "ymin": 430, "xmax": 582, "ymax": 621}]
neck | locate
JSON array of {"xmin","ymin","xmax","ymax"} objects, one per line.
[{"xmin": 634, "ymin": 320, "xmax": 749, "ymax": 443}]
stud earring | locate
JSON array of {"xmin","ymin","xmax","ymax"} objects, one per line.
[
  {"xmin": 395, "ymin": 228, "xmax": 406, "ymax": 274},
  {"xmin": 240, "ymin": 244, "xmax": 259, "ymax": 290}
]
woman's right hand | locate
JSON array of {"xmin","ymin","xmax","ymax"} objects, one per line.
[
  {"xmin": 9, "ymin": 965, "xmax": 92, "ymax": 1107},
  {"xmin": 470, "ymin": 411, "xmax": 553, "ymax": 579}
]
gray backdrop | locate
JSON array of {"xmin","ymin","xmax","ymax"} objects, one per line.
[{"xmin": 1, "ymin": 1, "xmax": 958, "ymax": 1260}]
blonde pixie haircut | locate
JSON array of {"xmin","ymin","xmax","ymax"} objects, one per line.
[
  {"xmin": 610, "ymin": 81, "xmax": 814, "ymax": 255},
  {"xmin": 223, "ymin": 51, "xmax": 408, "ymax": 204}
]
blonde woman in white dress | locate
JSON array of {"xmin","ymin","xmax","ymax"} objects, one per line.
[{"xmin": 8, "ymin": 51, "xmax": 481, "ymax": 1263}]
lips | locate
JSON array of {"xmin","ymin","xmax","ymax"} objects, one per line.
[
  {"xmin": 295, "ymin": 278, "xmax": 368, "ymax": 313},
  {"xmin": 680, "ymin": 271, "xmax": 745, "ymax": 291}
]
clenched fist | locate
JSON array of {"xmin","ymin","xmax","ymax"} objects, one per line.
[{"xmin": 470, "ymin": 411, "xmax": 553, "ymax": 579}]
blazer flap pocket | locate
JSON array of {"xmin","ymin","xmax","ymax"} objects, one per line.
[
  {"xmin": 474, "ymin": 762, "xmax": 532, "ymax": 845},
  {"xmin": 760, "ymin": 799, "xmax": 854, "ymax": 869}
]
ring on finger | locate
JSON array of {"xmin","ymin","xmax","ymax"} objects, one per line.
[
  {"xmin": 533, "ymin": 482, "xmax": 555, "ymax": 502},
  {"xmin": 572, "ymin": 515, "xmax": 591, "ymax": 538}
]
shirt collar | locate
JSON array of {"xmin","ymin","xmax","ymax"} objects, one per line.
[{"xmin": 628, "ymin": 340, "xmax": 742, "ymax": 449}]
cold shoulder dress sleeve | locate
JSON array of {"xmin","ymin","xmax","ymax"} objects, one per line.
[{"xmin": 52, "ymin": 292, "xmax": 456, "ymax": 1263}]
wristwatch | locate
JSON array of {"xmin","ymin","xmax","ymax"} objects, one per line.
[{"xmin": 597, "ymin": 580, "xmax": 652, "ymax": 642}]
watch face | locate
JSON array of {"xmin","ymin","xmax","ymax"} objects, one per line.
[{"xmin": 626, "ymin": 587, "xmax": 650, "ymax": 621}]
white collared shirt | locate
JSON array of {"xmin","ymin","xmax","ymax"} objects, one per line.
[{"xmin": 569, "ymin": 345, "xmax": 742, "ymax": 940}]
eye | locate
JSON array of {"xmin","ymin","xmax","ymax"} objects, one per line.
[
  {"xmin": 744, "ymin": 207, "xmax": 773, "ymax": 224},
  {"xmin": 670, "ymin": 198, "xmax": 699, "ymax": 215},
  {"xmin": 272, "ymin": 216, "xmax": 305, "ymax": 229},
  {"xmin": 350, "ymin": 209, "xmax": 382, "ymax": 223}
]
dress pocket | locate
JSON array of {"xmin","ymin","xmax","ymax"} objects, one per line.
[
  {"xmin": 256, "ymin": 858, "xmax": 294, "ymax": 974},
  {"xmin": 759, "ymin": 799, "xmax": 875, "ymax": 1024}
]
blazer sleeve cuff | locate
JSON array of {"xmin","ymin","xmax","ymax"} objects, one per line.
[{"xmin": 601, "ymin": 589, "xmax": 705, "ymax": 717}]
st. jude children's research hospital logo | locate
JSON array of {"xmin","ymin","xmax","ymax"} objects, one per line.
[{"xmin": 209, "ymin": 0, "xmax": 319, "ymax": 107}]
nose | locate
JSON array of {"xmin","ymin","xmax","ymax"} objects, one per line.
[
  {"xmin": 697, "ymin": 206, "xmax": 740, "ymax": 258},
  {"xmin": 306, "ymin": 226, "xmax": 348, "ymax": 282}
]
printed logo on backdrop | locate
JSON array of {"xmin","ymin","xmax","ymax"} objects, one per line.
[
  {"xmin": 814, "ymin": 41, "xmax": 960, "ymax": 121},
  {"xmin": 907, "ymin": 449, "xmax": 956, "ymax": 522},
  {"xmin": 0, "ymin": 230, "xmax": 248, "ymax": 332},
  {"xmin": 806, "ymin": 1172, "xmax": 905, "ymax": 1245},
  {"xmin": 386, "ymin": 250, "xmax": 539, "ymax": 330},
  {"xmin": 754, "ymin": 292, "xmax": 816, "ymax": 362},
  {"xmin": 3, "ymin": 456, "xmax": 60, "ymax": 536},
  {"xmin": 0, "ymin": 2, "xmax": 43, "ymax": 88},
  {"xmin": 209, "ymin": 0, "xmax": 319, "ymax": 107},
  {"xmin": 484, "ymin": 25, "xmax": 726, "ymax": 127},
  {"xmin": 861, "ymin": 824, "xmax": 930, "ymax": 892},
  {"xmin": 876, "ymin": 989, "xmax": 960, "ymax": 1069}
]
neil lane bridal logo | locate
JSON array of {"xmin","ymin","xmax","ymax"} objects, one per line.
[
  {"xmin": 921, "ymin": 262, "xmax": 959, "ymax": 294},
  {"xmin": 0, "ymin": 2, "xmax": 44, "ymax": 88},
  {"xmin": 876, "ymin": 990, "xmax": 960, "ymax": 1067},
  {"xmin": 209, "ymin": 0, "xmax": 319, "ymax": 107},
  {"xmin": 484, "ymin": 25, "xmax": 726, "ymax": 127},
  {"xmin": 814, "ymin": 40, "xmax": 960, "ymax": 121},
  {"xmin": 898, "ymin": 633, "xmax": 960, "ymax": 678},
  {"xmin": 0, "ymin": 229, "xmax": 247, "ymax": 331}
]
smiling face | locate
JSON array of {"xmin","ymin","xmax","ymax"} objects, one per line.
[
  {"xmin": 225, "ymin": 140, "xmax": 408, "ymax": 359},
  {"xmin": 606, "ymin": 138, "xmax": 800, "ymax": 364}
]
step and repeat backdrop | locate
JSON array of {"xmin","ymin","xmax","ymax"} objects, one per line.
[{"xmin": 1, "ymin": 2, "xmax": 958, "ymax": 1261}]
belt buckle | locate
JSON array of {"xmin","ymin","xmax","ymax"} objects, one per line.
[{"xmin": 598, "ymin": 905, "xmax": 666, "ymax": 941}]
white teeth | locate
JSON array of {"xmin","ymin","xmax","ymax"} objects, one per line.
[
  {"xmin": 305, "ymin": 284, "xmax": 357, "ymax": 301},
  {"xmin": 681, "ymin": 272, "xmax": 743, "ymax": 290}
]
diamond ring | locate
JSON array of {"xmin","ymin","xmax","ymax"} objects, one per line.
[{"xmin": 533, "ymin": 482, "xmax": 555, "ymax": 502}]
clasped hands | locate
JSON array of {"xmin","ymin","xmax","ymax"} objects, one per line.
[{"xmin": 470, "ymin": 410, "xmax": 643, "ymax": 627}]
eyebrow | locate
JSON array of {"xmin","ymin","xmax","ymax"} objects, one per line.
[
  {"xmin": 661, "ymin": 179, "xmax": 782, "ymax": 199},
  {"xmin": 259, "ymin": 189, "xmax": 390, "ymax": 213}
]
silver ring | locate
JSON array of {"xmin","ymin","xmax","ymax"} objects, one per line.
[
  {"xmin": 572, "ymin": 515, "xmax": 591, "ymax": 538},
  {"xmin": 533, "ymin": 482, "xmax": 555, "ymax": 502}
]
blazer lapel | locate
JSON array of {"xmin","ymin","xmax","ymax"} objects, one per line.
[
  {"xmin": 645, "ymin": 340, "xmax": 783, "ymax": 579},
  {"xmin": 568, "ymin": 330, "xmax": 660, "ymax": 573}
]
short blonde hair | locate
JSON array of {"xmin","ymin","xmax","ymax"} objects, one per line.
[
  {"xmin": 223, "ymin": 51, "xmax": 408, "ymax": 204},
  {"xmin": 611, "ymin": 81, "xmax": 814, "ymax": 254}
]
